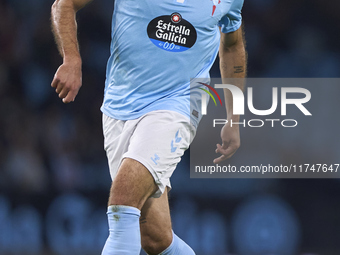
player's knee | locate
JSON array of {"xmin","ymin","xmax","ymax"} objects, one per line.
[
  {"xmin": 141, "ymin": 233, "xmax": 172, "ymax": 255},
  {"xmin": 108, "ymin": 158, "xmax": 158, "ymax": 208}
]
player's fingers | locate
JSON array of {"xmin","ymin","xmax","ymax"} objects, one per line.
[
  {"xmin": 217, "ymin": 147, "xmax": 234, "ymax": 159},
  {"xmin": 58, "ymin": 87, "xmax": 69, "ymax": 99},
  {"xmin": 213, "ymin": 154, "xmax": 227, "ymax": 164},
  {"xmin": 215, "ymin": 143, "xmax": 221, "ymax": 153},
  {"xmin": 55, "ymin": 83, "xmax": 64, "ymax": 94},
  {"xmin": 215, "ymin": 141, "xmax": 231, "ymax": 153},
  {"xmin": 51, "ymin": 76, "xmax": 59, "ymax": 88},
  {"xmin": 62, "ymin": 90, "xmax": 77, "ymax": 103},
  {"xmin": 213, "ymin": 149, "xmax": 237, "ymax": 164},
  {"xmin": 215, "ymin": 143, "xmax": 238, "ymax": 159},
  {"xmin": 225, "ymin": 149, "xmax": 237, "ymax": 159}
]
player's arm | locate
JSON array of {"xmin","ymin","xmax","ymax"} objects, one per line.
[
  {"xmin": 214, "ymin": 26, "xmax": 247, "ymax": 164},
  {"xmin": 51, "ymin": 0, "xmax": 93, "ymax": 103}
]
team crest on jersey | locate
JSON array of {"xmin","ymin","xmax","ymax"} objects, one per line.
[
  {"xmin": 211, "ymin": 0, "xmax": 221, "ymax": 16},
  {"xmin": 147, "ymin": 12, "xmax": 197, "ymax": 52}
]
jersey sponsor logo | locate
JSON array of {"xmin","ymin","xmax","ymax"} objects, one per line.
[
  {"xmin": 147, "ymin": 12, "xmax": 197, "ymax": 52},
  {"xmin": 211, "ymin": 0, "xmax": 221, "ymax": 16}
]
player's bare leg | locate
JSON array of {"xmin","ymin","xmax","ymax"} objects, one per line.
[
  {"xmin": 102, "ymin": 157, "xmax": 195, "ymax": 254},
  {"xmin": 140, "ymin": 188, "xmax": 195, "ymax": 254},
  {"xmin": 108, "ymin": 158, "xmax": 158, "ymax": 209},
  {"xmin": 102, "ymin": 158, "xmax": 158, "ymax": 255},
  {"xmin": 140, "ymin": 188, "xmax": 173, "ymax": 254}
]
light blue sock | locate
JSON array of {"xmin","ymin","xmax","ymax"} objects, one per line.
[
  {"xmin": 158, "ymin": 231, "xmax": 195, "ymax": 255},
  {"xmin": 101, "ymin": 205, "xmax": 141, "ymax": 255}
]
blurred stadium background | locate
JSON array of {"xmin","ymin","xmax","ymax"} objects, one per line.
[{"xmin": 0, "ymin": 0, "xmax": 340, "ymax": 254}]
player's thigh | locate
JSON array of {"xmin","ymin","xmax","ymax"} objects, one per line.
[
  {"xmin": 109, "ymin": 157, "xmax": 158, "ymax": 209},
  {"xmin": 140, "ymin": 188, "xmax": 172, "ymax": 249}
]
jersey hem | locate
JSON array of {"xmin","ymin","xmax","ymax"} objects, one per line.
[{"xmin": 101, "ymin": 105, "xmax": 199, "ymax": 129}]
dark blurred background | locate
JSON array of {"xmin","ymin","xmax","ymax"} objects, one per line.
[{"xmin": 0, "ymin": 0, "xmax": 339, "ymax": 254}]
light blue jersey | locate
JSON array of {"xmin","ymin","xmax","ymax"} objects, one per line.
[{"xmin": 101, "ymin": 0, "xmax": 244, "ymax": 128}]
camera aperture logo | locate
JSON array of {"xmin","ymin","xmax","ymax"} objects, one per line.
[
  {"xmin": 200, "ymin": 84, "xmax": 312, "ymax": 128},
  {"xmin": 199, "ymin": 82, "xmax": 223, "ymax": 112}
]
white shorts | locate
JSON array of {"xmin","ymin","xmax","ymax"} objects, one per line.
[{"xmin": 102, "ymin": 110, "xmax": 196, "ymax": 198}]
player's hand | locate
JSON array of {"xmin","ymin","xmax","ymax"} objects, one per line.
[
  {"xmin": 213, "ymin": 123, "xmax": 240, "ymax": 164},
  {"xmin": 51, "ymin": 60, "xmax": 82, "ymax": 103}
]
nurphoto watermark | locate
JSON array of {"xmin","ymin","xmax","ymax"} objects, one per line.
[{"xmin": 190, "ymin": 78, "xmax": 340, "ymax": 179}]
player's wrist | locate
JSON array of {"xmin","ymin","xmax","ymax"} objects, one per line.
[
  {"xmin": 63, "ymin": 54, "xmax": 82, "ymax": 66},
  {"xmin": 227, "ymin": 113, "xmax": 240, "ymax": 121},
  {"xmin": 226, "ymin": 115, "xmax": 241, "ymax": 127}
]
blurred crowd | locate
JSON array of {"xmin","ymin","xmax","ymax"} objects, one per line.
[{"xmin": 0, "ymin": 0, "xmax": 114, "ymax": 195}]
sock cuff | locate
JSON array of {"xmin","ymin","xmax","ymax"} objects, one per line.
[
  {"xmin": 158, "ymin": 231, "xmax": 195, "ymax": 255},
  {"xmin": 107, "ymin": 205, "xmax": 141, "ymax": 216},
  {"xmin": 158, "ymin": 230, "xmax": 176, "ymax": 254}
]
